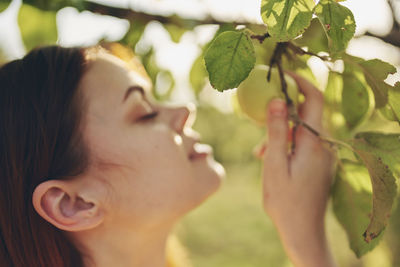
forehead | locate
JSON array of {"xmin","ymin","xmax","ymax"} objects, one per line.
[
  {"xmin": 78, "ymin": 53, "xmax": 152, "ymax": 117},
  {"xmin": 83, "ymin": 53, "xmax": 152, "ymax": 94}
]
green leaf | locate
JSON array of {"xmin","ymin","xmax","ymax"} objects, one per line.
[
  {"xmin": 22, "ymin": 0, "xmax": 85, "ymax": 11},
  {"xmin": 360, "ymin": 59, "xmax": 396, "ymax": 108},
  {"xmin": 293, "ymin": 18, "xmax": 329, "ymax": 54},
  {"xmin": 332, "ymin": 160, "xmax": 383, "ymax": 257},
  {"xmin": 0, "ymin": 0, "xmax": 11, "ymax": 12},
  {"xmin": 341, "ymin": 73, "xmax": 369, "ymax": 129},
  {"xmin": 191, "ymin": 24, "xmax": 236, "ymax": 95},
  {"xmin": 190, "ymin": 54, "xmax": 207, "ymax": 94},
  {"xmin": 18, "ymin": 4, "xmax": 58, "ymax": 51},
  {"xmin": 204, "ymin": 31, "xmax": 255, "ymax": 92},
  {"xmin": 343, "ymin": 56, "xmax": 396, "ymax": 108},
  {"xmin": 314, "ymin": 0, "xmax": 356, "ymax": 54},
  {"xmin": 260, "ymin": 0, "xmax": 314, "ymax": 42},
  {"xmin": 351, "ymin": 133, "xmax": 398, "ymax": 243},
  {"xmin": 387, "ymin": 82, "xmax": 400, "ymax": 123}
]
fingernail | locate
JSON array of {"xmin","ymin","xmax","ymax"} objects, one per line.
[
  {"xmin": 253, "ymin": 143, "xmax": 266, "ymax": 159},
  {"xmin": 268, "ymin": 99, "xmax": 286, "ymax": 117}
]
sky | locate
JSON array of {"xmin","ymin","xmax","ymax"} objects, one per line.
[{"xmin": 0, "ymin": 0, "xmax": 399, "ymax": 111}]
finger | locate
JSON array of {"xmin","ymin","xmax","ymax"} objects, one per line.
[
  {"xmin": 285, "ymin": 71, "xmax": 324, "ymax": 132},
  {"xmin": 263, "ymin": 99, "xmax": 289, "ymax": 178}
]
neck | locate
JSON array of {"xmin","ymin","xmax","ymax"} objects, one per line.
[{"xmin": 71, "ymin": 223, "xmax": 172, "ymax": 267}]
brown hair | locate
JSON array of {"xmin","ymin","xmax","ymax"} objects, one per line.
[
  {"xmin": 0, "ymin": 46, "xmax": 89, "ymax": 267},
  {"xmin": 0, "ymin": 44, "xmax": 190, "ymax": 267}
]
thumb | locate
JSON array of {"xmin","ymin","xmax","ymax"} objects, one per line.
[{"xmin": 264, "ymin": 99, "xmax": 289, "ymax": 172}]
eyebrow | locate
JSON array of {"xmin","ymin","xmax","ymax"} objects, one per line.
[{"xmin": 122, "ymin": 86, "xmax": 145, "ymax": 103}]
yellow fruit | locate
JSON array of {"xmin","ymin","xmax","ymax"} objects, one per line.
[{"xmin": 236, "ymin": 65, "xmax": 298, "ymax": 125}]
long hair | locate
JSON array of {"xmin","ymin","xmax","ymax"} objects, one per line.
[{"xmin": 0, "ymin": 46, "xmax": 89, "ymax": 267}]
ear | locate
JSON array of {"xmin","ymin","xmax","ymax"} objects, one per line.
[{"xmin": 32, "ymin": 180, "xmax": 104, "ymax": 231}]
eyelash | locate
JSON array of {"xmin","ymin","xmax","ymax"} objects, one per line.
[{"xmin": 138, "ymin": 111, "xmax": 159, "ymax": 121}]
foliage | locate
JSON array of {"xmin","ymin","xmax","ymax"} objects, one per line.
[{"xmin": 201, "ymin": 0, "xmax": 400, "ymax": 258}]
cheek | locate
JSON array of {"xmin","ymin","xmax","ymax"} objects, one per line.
[{"xmin": 119, "ymin": 124, "xmax": 194, "ymax": 192}]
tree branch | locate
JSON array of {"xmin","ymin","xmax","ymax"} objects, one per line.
[
  {"xmin": 83, "ymin": 0, "xmax": 400, "ymax": 49},
  {"xmin": 363, "ymin": 28, "xmax": 400, "ymax": 48},
  {"xmin": 83, "ymin": 0, "xmax": 261, "ymax": 28}
]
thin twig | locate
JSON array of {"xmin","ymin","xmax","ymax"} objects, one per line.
[
  {"xmin": 287, "ymin": 42, "xmax": 330, "ymax": 61},
  {"xmin": 276, "ymin": 55, "xmax": 293, "ymax": 107},
  {"xmin": 291, "ymin": 114, "xmax": 354, "ymax": 151},
  {"xmin": 250, "ymin": 33, "xmax": 271, "ymax": 43}
]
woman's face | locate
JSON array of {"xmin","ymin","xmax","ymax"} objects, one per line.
[{"xmin": 79, "ymin": 52, "xmax": 224, "ymax": 228}]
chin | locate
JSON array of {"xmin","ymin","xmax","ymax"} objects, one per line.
[{"xmin": 192, "ymin": 155, "xmax": 225, "ymax": 201}]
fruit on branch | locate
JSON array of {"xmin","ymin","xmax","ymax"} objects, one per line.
[{"xmin": 236, "ymin": 65, "xmax": 298, "ymax": 125}]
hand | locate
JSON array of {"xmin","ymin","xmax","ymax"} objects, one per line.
[{"xmin": 260, "ymin": 72, "xmax": 336, "ymax": 267}]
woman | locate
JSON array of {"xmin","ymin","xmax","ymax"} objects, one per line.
[{"xmin": 0, "ymin": 44, "xmax": 335, "ymax": 267}]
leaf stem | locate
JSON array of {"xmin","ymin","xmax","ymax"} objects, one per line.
[{"xmin": 290, "ymin": 113, "xmax": 355, "ymax": 151}]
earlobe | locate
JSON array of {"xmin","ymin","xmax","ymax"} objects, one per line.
[{"xmin": 32, "ymin": 180, "xmax": 104, "ymax": 231}]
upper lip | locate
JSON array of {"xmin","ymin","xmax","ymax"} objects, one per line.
[
  {"xmin": 181, "ymin": 129, "xmax": 212, "ymax": 159},
  {"xmin": 187, "ymin": 139, "xmax": 200, "ymax": 159},
  {"xmin": 181, "ymin": 133, "xmax": 201, "ymax": 159}
]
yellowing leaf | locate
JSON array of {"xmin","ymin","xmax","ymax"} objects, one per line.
[
  {"xmin": 314, "ymin": 0, "xmax": 356, "ymax": 54},
  {"xmin": 353, "ymin": 132, "xmax": 400, "ymax": 178},
  {"xmin": 260, "ymin": 0, "xmax": 315, "ymax": 42},
  {"xmin": 332, "ymin": 160, "xmax": 383, "ymax": 257},
  {"xmin": 351, "ymin": 132, "xmax": 399, "ymax": 243}
]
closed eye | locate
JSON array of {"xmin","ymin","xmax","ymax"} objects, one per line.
[{"xmin": 138, "ymin": 111, "xmax": 159, "ymax": 121}]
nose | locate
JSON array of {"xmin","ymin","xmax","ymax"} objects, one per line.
[{"xmin": 168, "ymin": 102, "xmax": 196, "ymax": 133}]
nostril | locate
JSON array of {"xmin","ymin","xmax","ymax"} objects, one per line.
[{"xmin": 174, "ymin": 104, "xmax": 195, "ymax": 133}]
